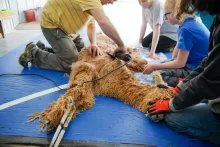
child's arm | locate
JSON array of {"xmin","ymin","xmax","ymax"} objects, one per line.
[
  {"xmin": 172, "ymin": 45, "xmax": 179, "ymax": 59},
  {"xmin": 147, "ymin": 24, "xmax": 161, "ymax": 58},
  {"xmin": 139, "ymin": 18, "xmax": 147, "ymax": 43},
  {"xmin": 143, "ymin": 49, "xmax": 189, "ymax": 74}
]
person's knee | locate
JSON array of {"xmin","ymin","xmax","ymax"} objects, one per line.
[
  {"xmin": 160, "ymin": 71, "xmax": 178, "ymax": 87},
  {"xmin": 57, "ymin": 37, "xmax": 79, "ymax": 60},
  {"xmin": 165, "ymin": 113, "xmax": 213, "ymax": 141},
  {"xmin": 165, "ymin": 113, "xmax": 188, "ymax": 132},
  {"xmin": 142, "ymin": 41, "xmax": 150, "ymax": 48},
  {"xmin": 71, "ymin": 53, "xmax": 78, "ymax": 62},
  {"xmin": 142, "ymin": 42, "xmax": 146, "ymax": 48},
  {"xmin": 155, "ymin": 46, "xmax": 170, "ymax": 53},
  {"xmin": 160, "ymin": 75, "xmax": 178, "ymax": 87},
  {"xmin": 64, "ymin": 52, "xmax": 78, "ymax": 64}
]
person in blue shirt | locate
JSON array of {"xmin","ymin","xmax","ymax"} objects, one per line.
[{"xmin": 143, "ymin": 0, "xmax": 209, "ymax": 87}]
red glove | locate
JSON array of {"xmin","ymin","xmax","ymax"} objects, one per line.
[
  {"xmin": 147, "ymin": 100, "xmax": 172, "ymax": 116},
  {"xmin": 169, "ymin": 86, "xmax": 180, "ymax": 93}
]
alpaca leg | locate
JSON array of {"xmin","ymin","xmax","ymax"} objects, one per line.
[
  {"xmin": 154, "ymin": 71, "xmax": 167, "ymax": 85},
  {"xmin": 28, "ymin": 62, "xmax": 98, "ymax": 133},
  {"xmin": 28, "ymin": 85, "xmax": 95, "ymax": 133},
  {"xmin": 96, "ymin": 60, "xmax": 176, "ymax": 122}
]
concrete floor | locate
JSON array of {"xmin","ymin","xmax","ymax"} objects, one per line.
[
  {"xmin": 0, "ymin": 1, "xmax": 151, "ymax": 57},
  {"xmin": 0, "ymin": 30, "xmax": 42, "ymax": 56}
]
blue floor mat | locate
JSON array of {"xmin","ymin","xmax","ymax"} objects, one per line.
[{"xmin": 0, "ymin": 35, "xmax": 216, "ymax": 147}]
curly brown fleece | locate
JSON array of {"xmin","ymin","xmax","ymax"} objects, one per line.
[{"xmin": 28, "ymin": 33, "xmax": 176, "ymax": 133}]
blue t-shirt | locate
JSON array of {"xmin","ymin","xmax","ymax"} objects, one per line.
[{"xmin": 177, "ymin": 18, "xmax": 209, "ymax": 70}]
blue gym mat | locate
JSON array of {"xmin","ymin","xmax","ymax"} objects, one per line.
[{"xmin": 0, "ymin": 35, "xmax": 216, "ymax": 147}]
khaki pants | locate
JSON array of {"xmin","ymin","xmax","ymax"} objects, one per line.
[{"xmin": 31, "ymin": 26, "xmax": 83, "ymax": 72}]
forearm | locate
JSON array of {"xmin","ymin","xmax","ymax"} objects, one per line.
[
  {"xmin": 98, "ymin": 19, "xmax": 124, "ymax": 47},
  {"xmin": 152, "ymin": 60, "xmax": 184, "ymax": 71},
  {"xmin": 87, "ymin": 24, "xmax": 96, "ymax": 45},
  {"xmin": 150, "ymin": 25, "xmax": 160, "ymax": 53},
  {"xmin": 139, "ymin": 23, "xmax": 147, "ymax": 40},
  {"xmin": 90, "ymin": 9, "xmax": 124, "ymax": 47},
  {"xmin": 172, "ymin": 46, "xmax": 178, "ymax": 59}
]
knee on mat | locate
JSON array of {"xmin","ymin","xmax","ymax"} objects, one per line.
[
  {"xmin": 165, "ymin": 113, "xmax": 219, "ymax": 144},
  {"xmin": 155, "ymin": 47, "xmax": 170, "ymax": 53},
  {"xmin": 161, "ymin": 75, "xmax": 178, "ymax": 87},
  {"xmin": 165, "ymin": 114, "xmax": 216, "ymax": 144},
  {"xmin": 61, "ymin": 52, "xmax": 78, "ymax": 65},
  {"xmin": 164, "ymin": 113, "xmax": 188, "ymax": 133},
  {"xmin": 142, "ymin": 42, "xmax": 150, "ymax": 48},
  {"xmin": 69, "ymin": 53, "xmax": 78, "ymax": 62}
]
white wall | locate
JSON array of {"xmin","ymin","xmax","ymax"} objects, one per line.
[
  {"xmin": 17, "ymin": 0, "xmax": 46, "ymax": 23},
  {"xmin": 0, "ymin": 0, "xmax": 46, "ymax": 33},
  {"xmin": 0, "ymin": 0, "xmax": 15, "ymax": 33}
]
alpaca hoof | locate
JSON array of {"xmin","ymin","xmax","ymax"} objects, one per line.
[{"xmin": 146, "ymin": 114, "xmax": 164, "ymax": 122}]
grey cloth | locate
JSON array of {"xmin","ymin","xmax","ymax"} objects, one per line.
[
  {"xmin": 160, "ymin": 67, "xmax": 191, "ymax": 87},
  {"xmin": 208, "ymin": 98, "xmax": 220, "ymax": 114},
  {"xmin": 142, "ymin": 0, "xmax": 178, "ymax": 41},
  {"xmin": 30, "ymin": 26, "xmax": 81, "ymax": 72},
  {"xmin": 159, "ymin": 59, "xmax": 192, "ymax": 87}
]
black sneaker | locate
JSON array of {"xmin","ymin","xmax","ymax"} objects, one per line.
[
  {"xmin": 18, "ymin": 42, "xmax": 36, "ymax": 67},
  {"xmin": 36, "ymin": 40, "xmax": 55, "ymax": 53},
  {"xmin": 75, "ymin": 42, "xmax": 84, "ymax": 52},
  {"xmin": 73, "ymin": 35, "xmax": 84, "ymax": 52}
]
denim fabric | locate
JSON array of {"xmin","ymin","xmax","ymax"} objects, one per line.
[{"xmin": 165, "ymin": 103, "xmax": 220, "ymax": 145}]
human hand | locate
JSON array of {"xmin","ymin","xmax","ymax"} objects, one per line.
[
  {"xmin": 114, "ymin": 46, "xmax": 127, "ymax": 54},
  {"xmin": 147, "ymin": 99, "xmax": 172, "ymax": 116},
  {"xmin": 143, "ymin": 64, "xmax": 154, "ymax": 74},
  {"xmin": 156, "ymin": 77, "xmax": 184, "ymax": 93},
  {"xmin": 88, "ymin": 44, "xmax": 103, "ymax": 56},
  {"xmin": 138, "ymin": 39, "xmax": 143, "ymax": 44},
  {"xmin": 169, "ymin": 87, "xmax": 180, "ymax": 93},
  {"xmin": 146, "ymin": 51, "xmax": 160, "ymax": 60}
]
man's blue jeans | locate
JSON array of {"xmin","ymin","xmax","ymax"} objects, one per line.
[{"xmin": 165, "ymin": 103, "xmax": 220, "ymax": 145}]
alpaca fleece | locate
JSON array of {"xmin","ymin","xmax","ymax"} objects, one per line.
[{"xmin": 28, "ymin": 33, "xmax": 176, "ymax": 133}]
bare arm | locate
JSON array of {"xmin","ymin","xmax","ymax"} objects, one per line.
[
  {"xmin": 87, "ymin": 19, "xmax": 96, "ymax": 45},
  {"xmin": 151, "ymin": 49, "xmax": 189, "ymax": 70},
  {"xmin": 139, "ymin": 19, "xmax": 147, "ymax": 42},
  {"xmin": 172, "ymin": 45, "xmax": 179, "ymax": 59},
  {"xmin": 150, "ymin": 24, "xmax": 161, "ymax": 54},
  {"xmin": 89, "ymin": 9, "xmax": 125, "ymax": 48}
]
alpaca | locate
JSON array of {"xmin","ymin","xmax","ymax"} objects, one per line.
[{"xmin": 28, "ymin": 33, "xmax": 176, "ymax": 133}]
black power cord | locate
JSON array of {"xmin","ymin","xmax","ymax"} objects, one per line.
[
  {"xmin": 0, "ymin": 61, "xmax": 129, "ymax": 90},
  {"xmin": 69, "ymin": 61, "xmax": 128, "ymax": 88},
  {"xmin": 0, "ymin": 73, "xmax": 65, "ymax": 90}
]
